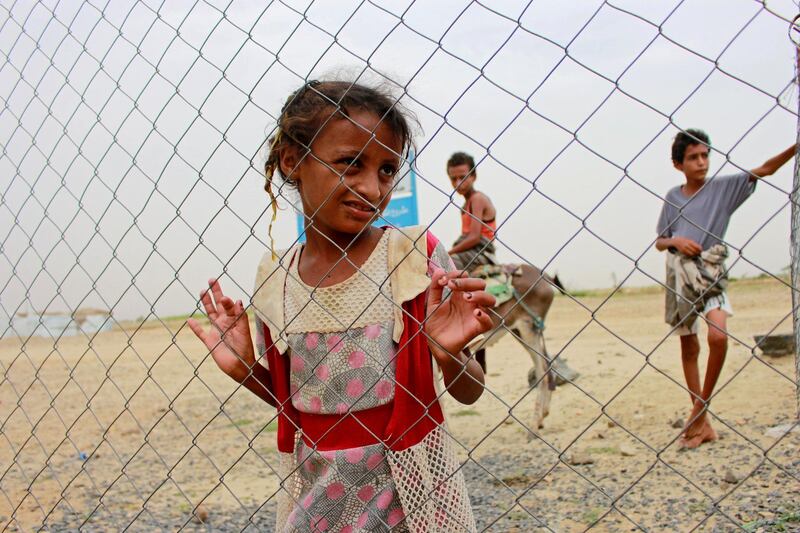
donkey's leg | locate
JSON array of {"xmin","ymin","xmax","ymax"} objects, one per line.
[
  {"xmin": 515, "ymin": 320, "xmax": 550, "ymax": 433},
  {"xmin": 538, "ymin": 335, "xmax": 553, "ymax": 419},
  {"xmin": 475, "ymin": 349, "xmax": 487, "ymax": 373}
]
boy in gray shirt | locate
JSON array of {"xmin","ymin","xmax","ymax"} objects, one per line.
[{"xmin": 655, "ymin": 129, "xmax": 796, "ymax": 449}]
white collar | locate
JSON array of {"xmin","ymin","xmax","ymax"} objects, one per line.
[{"xmin": 251, "ymin": 226, "xmax": 430, "ymax": 353}]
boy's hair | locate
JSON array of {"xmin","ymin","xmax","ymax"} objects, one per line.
[
  {"xmin": 672, "ymin": 129, "xmax": 710, "ymax": 163},
  {"xmin": 264, "ymin": 80, "xmax": 416, "ymax": 197},
  {"xmin": 447, "ymin": 152, "xmax": 476, "ymax": 174}
]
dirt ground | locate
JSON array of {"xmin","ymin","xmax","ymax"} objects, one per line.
[{"xmin": 0, "ymin": 276, "xmax": 797, "ymax": 532}]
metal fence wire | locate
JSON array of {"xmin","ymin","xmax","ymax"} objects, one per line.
[{"xmin": 1, "ymin": 0, "xmax": 799, "ymax": 531}]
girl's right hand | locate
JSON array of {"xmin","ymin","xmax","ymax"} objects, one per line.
[{"xmin": 187, "ymin": 279, "xmax": 256, "ymax": 383}]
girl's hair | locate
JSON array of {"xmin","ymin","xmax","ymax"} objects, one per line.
[{"xmin": 262, "ymin": 80, "xmax": 415, "ymax": 252}]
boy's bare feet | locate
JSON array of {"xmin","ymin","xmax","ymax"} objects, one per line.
[
  {"xmin": 676, "ymin": 399, "xmax": 717, "ymax": 449},
  {"xmin": 679, "ymin": 419, "xmax": 718, "ymax": 449},
  {"xmin": 679, "ymin": 399, "xmax": 718, "ymax": 449},
  {"xmin": 683, "ymin": 398, "xmax": 707, "ymax": 437}
]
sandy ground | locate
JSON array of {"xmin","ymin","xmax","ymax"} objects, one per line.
[{"xmin": 0, "ymin": 276, "xmax": 797, "ymax": 532}]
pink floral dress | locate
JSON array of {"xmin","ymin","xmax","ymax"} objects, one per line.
[{"xmin": 254, "ymin": 228, "xmax": 465, "ymax": 532}]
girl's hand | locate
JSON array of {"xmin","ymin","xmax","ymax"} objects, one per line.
[
  {"xmin": 187, "ymin": 279, "xmax": 257, "ymax": 383},
  {"xmin": 424, "ymin": 268, "xmax": 495, "ymax": 365}
]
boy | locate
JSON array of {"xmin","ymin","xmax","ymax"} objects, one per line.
[
  {"xmin": 655, "ymin": 129, "xmax": 796, "ymax": 449},
  {"xmin": 447, "ymin": 152, "xmax": 497, "ymax": 271}
]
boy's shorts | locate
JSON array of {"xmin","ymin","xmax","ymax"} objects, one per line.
[
  {"xmin": 672, "ymin": 291, "xmax": 734, "ymax": 337},
  {"xmin": 450, "ymin": 236, "xmax": 496, "ymax": 272}
]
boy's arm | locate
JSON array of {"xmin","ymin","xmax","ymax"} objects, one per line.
[
  {"xmin": 448, "ymin": 194, "xmax": 489, "ymax": 254},
  {"xmin": 655, "ymin": 237, "xmax": 671, "ymax": 252},
  {"xmin": 748, "ymin": 143, "xmax": 797, "ymax": 181}
]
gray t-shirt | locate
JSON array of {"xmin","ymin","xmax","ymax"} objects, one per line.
[{"xmin": 656, "ymin": 172, "xmax": 756, "ymax": 250}]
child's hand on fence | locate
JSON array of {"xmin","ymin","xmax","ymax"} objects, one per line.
[
  {"xmin": 187, "ymin": 279, "xmax": 256, "ymax": 383},
  {"xmin": 425, "ymin": 268, "xmax": 495, "ymax": 363}
]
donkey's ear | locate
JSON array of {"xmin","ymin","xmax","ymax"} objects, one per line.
[{"xmin": 551, "ymin": 273, "xmax": 566, "ymax": 295}]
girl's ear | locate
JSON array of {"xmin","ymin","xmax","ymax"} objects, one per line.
[{"xmin": 278, "ymin": 145, "xmax": 301, "ymax": 181}]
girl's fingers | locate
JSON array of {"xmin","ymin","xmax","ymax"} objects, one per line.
[
  {"xmin": 462, "ymin": 291, "xmax": 495, "ymax": 307},
  {"xmin": 187, "ymin": 318, "xmax": 216, "ymax": 351},
  {"xmin": 428, "ymin": 267, "xmax": 447, "ymax": 306},
  {"xmin": 209, "ymin": 278, "xmax": 224, "ymax": 305},
  {"xmin": 237, "ymin": 301, "xmax": 251, "ymax": 326},
  {"xmin": 430, "ymin": 270, "xmax": 486, "ymax": 302},
  {"xmin": 186, "ymin": 318, "xmax": 206, "ymax": 341},
  {"xmin": 447, "ymin": 277, "xmax": 486, "ymax": 292},
  {"xmin": 473, "ymin": 308, "xmax": 494, "ymax": 331},
  {"xmin": 200, "ymin": 289, "xmax": 217, "ymax": 318},
  {"xmin": 218, "ymin": 296, "xmax": 237, "ymax": 316},
  {"xmin": 439, "ymin": 269, "xmax": 468, "ymax": 282}
]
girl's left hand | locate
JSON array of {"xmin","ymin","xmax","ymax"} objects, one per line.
[{"xmin": 424, "ymin": 268, "xmax": 495, "ymax": 363}]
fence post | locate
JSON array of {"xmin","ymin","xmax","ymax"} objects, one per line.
[{"xmin": 793, "ymin": 15, "xmax": 800, "ymax": 420}]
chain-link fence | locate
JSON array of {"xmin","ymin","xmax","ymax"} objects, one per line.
[{"xmin": 1, "ymin": 0, "xmax": 799, "ymax": 531}]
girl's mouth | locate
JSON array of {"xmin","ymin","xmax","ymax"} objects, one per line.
[
  {"xmin": 343, "ymin": 200, "xmax": 377, "ymax": 220},
  {"xmin": 343, "ymin": 200, "xmax": 376, "ymax": 213}
]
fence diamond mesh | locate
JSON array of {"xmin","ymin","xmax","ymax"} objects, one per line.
[{"xmin": 1, "ymin": 0, "xmax": 799, "ymax": 531}]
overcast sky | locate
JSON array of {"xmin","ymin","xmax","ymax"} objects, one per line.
[{"xmin": 0, "ymin": 0, "xmax": 798, "ymax": 330}]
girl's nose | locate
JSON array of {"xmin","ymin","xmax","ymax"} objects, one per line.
[{"xmin": 348, "ymin": 171, "xmax": 381, "ymax": 204}]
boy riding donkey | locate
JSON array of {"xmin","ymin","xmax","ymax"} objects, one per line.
[{"xmin": 446, "ymin": 152, "xmax": 578, "ymax": 386}]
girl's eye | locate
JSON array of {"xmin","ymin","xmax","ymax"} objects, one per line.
[
  {"xmin": 337, "ymin": 157, "xmax": 360, "ymax": 169},
  {"xmin": 380, "ymin": 164, "xmax": 398, "ymax": 178}
]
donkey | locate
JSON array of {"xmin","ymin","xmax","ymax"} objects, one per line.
[{"xmin": 468, "ymin": 264, "xmax": 571, "ymax": 434}]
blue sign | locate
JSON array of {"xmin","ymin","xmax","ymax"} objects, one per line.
[{"xmin": 296, "ymin": 153, "xmax": 419, "ymax": 240}]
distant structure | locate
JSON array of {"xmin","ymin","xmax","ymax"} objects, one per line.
[{"xmin": 8, "ymin": 308, "xmax": 113, "ymax": 338}]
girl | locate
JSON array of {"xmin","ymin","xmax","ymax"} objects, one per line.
[{"xmin": 187, "ymin": 80, "xmax": 495, "ymax": 532}]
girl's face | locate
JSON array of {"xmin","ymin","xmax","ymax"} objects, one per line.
[{"xmin": 281, "ymin": 109, "xmax": 404, "ymax": 240}]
